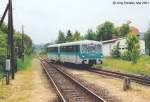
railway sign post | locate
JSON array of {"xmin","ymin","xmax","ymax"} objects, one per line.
[{"xmin": 5, "ymin": 59, "xmax": 10, "ymax": 84}]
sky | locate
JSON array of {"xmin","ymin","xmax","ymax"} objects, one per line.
[{"xmin": 0, "ymin": 0, "xmax": 150, "ymax": 44}]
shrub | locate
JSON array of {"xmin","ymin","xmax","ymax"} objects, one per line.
[
  {"xmin": 125, "ymin": 33, "xmax": 140, "ymax": 63},
  {"xmin": 111, "ymin": 42, "xmax": 121, "ymax": 58}
]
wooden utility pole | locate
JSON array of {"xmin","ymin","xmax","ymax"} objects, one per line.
[
  {"xmin": 8, "ymin": 0, "xmax": 15, "ymax": 79},
  {"xmin": 0, "ymin": 4, "xmax": 9, "ymax": 27},
  {"xmin": 0, "ymin": 0, "xmax": 15, "ymax": 84}
]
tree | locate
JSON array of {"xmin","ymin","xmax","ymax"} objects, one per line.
[
  {"xmin": 73, "ymin": 30, "xmax": 81, "ymax": 41},
  {"xmin": 144, "ymin": 27, "xmax": 150, "ymax": 55},
  {"xmin": 0, "ymin": 23, "xmax": 7, "ymax": 34},
  {"xmin": 14, "ymin": 32, "xmax": 22, "ymax": 58},
  {"xmin": 0, "ymin": 32, "xmax": 7, "ymax": 69},
  {"xmin": 85, "ymin": 29, "xmax": 96, "ymax": 40},
  {"xmin": 0, "ymin": 22, "xmax": 33, "ymax": 74},
  {"xmin": 66, "ymin": 30, "xmax": 73, "ymax": 42},
  {"xmin": 119, "ymin": 24, "xmax": 130, "ymax": 37},
  {"xmin": 14, "ymin": 32, "xmax": 33, "ymax": 56},
  {"xmin": 111, "ymin": 42, "xmax": 121, "ymax": 58},
  {"xmin": 113, "ymin": 27, "xmax": 120, "ymax": 37},
  {"xmin": 125, "ymin": 33, "xmax": 140, "ymax": 63},
  {"xmin": 96, "ymin": 21, "xmax": 115, "ymax": 41},
  {"xmin": 57, "ymin": 30, "xmax": 66, "ymax": 43},
  {"xmin": 23, "ymin": 34, "xmax": 33, "ymax": 55}
]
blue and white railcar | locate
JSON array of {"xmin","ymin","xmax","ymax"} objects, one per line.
[
  {"xmin": 47, "ymin": 40, "xmax": 103, "ymax": 65},
  {"xmin": 47, "ymin": 44, "xmax": 60, "ymax": 62}
]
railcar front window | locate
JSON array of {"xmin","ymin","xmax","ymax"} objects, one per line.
[{"xmin": 82, "ymin": 44, "xmax": 101, "ymax": 53}]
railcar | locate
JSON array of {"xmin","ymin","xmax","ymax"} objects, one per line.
[{"xmin": 47, "ymin": 40, "xmax": 103, "ymax": 66}]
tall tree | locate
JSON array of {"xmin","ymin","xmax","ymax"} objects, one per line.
[
  {"xmin": 96, "ymin": 21, "xmax": 115, "ymax": 41},
  {"xmin": 0, "ymin": 31, "xmax": 7, "ymax": 68},
  {"xmin": 0, "ymin": 22, "xmax": 33, "ymax": 74},
  {"xmin": 113, "ymin": 27, "xmax": 120, "ymax": 38},
  {"xmin": 144, "ymin": 27, "xmax": 150, "ymax": 55},
  {"xmin": 22, "ymin": 34, "xmax": 33, "ymax": 55},
  {"xmin": 126, "ymin": 33, "xmax": 140, "ymax": 63},
  {"xmin": 0, "ymin": 24, "xmax": 7, "ymax": 71},
  {"xmin": 85, "ymin": 29, "xmax": 96, "ymax": 40},
  {"xmin": 119, "ymin": 24, "xmax": 130, "ymax": 37},
  {"xmin": 66, "ymin": 30, "xmax": 73, "ymax": 42},
  {"xmin": 57, "ymin": 30, "xmax": 66, "ymax": 43},
  {"xmin": 73, "ymin": 30, "xmax": 81, "ymax": 41},
  {"xmin": 0, "ymin": 23, "xmax": 7, "ymax": 34}
]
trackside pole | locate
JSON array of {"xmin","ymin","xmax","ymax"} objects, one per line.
[{"xmin": 6, "ymin": 59, "xmax": 11, "ymax": 85}]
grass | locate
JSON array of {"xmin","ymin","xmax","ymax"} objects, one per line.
[
  {"xmin": 0, "ymin": 56, "xmax": 32, "ymax": 80},
  {"xmin": 0, "ymin": 65, "xmax": 4, "ymax": 80},
  {"xmin": 0, "ymin": 56, "xmax": 32, "ymax": 102},
  {"xmin": 0, "ymin": 65, "xmax": 33, "ymax": 102},
  {"xmin": 17, "ymin": 56, "xmax": 32, "ymax": 71},
  {"xmin": 0, "ymin": 59, "xmax": 55, "ymax": 102},
  {"xmin": 95, "ymin": 56, "xmax": 150, "ymax": 76},
  {"xmin": 0, "ymin": 72, "xmax": 2, "ymax": 79}
]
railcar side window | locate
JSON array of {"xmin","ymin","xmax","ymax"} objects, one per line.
[
  {"xmin": 75, "ymin": 45, "xmax": 80, "ymax": 52},
  {"xmin": 61, "ymin": 45, "xmax": 79, "ymax": 52},
  {"xmin": 48, "ymin": 47, "xmax": 58, "ymax": 52}
]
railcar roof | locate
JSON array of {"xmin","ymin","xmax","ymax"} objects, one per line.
[{"xmin": 47, "ymin": 40, "xmax": 102, "ymax": 48}]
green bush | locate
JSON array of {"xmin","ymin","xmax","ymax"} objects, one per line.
[
  {"xmin": 122, "ymin": 51, "xmax": 130, "ymax": 61},
  {"xmin": 17, "ymin": 56, "xmax": 32, "ymax": 70},
  {"xmin": 111, "ymin": 42, "xmax": 121, "ymax": 58},
  {"xmin": 0, "ymin": 65, "xmax": 3, "ymax": 79},
  {"xmin": 125, "ymin": 33, "xmax": 140, "ymax": 63}
]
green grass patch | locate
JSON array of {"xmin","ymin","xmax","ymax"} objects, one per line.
[
  {"xmin": 17, "ymin": 56, "xmax": 32, "ymax": 71},
  {"xmin": 0, "ymin": 73, "xmax": 2, "ymax": 79},
  {"xmin": 0, "ymin": 66, "xmax": 3, "ymax": 79},
  {"xmin": 0, "ymin": 56, "xmax": 32, "ymax": 80},
  {"xmin": 95, "ymin": 56, "xmax": 150, "ymax": 76}
]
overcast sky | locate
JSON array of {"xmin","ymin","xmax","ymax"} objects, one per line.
[{"xmin": 0, "ymin": 0, "xmax": 150, "ymax": 44}]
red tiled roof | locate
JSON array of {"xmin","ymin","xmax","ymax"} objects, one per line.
[{"xmin": 130, "ymin": 26, "xmax": 140, "ymax": 36}]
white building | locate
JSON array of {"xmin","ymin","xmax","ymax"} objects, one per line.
[
  {"xmin": 102, "ymin": 39, "xmax": 119, "ymax": 56},
  {"xmin": 102, "ymin": 38, "xmax": 145, "ymax": 56}
]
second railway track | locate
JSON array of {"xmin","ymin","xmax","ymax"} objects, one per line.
[
  {"xmin": 40, "ymin": 58, "xmax": 106, "ymax": 102},
  {"xmin": 87, "ymin": 68, "xmax": 150, "ymax": 86},
  {"xmin": 44, "ymin": 58, "xmax": 150, "ymax": 86}
]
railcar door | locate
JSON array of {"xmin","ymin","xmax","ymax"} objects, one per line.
[{"xmin": 75, "ymin": 45, "xmax": 79, "ymax": 64}]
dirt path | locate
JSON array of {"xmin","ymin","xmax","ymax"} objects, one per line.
[{"xmin": 0, "ymin": 58, "xmax": 57, "ymax": 102}]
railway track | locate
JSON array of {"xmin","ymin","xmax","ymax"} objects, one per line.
[
  {"xmin": 44, "ymin": 59, "xmax": 150, "ymax": 86},
  {"xmin": 88, "ymin": 68, "xmax": 150, "ymax": 86},
  {"xmin": 40, "ymin": 58, "xmax": 106, "ymax": 102}
]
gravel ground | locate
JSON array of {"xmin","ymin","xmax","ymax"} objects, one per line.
[
  {"xmin": 65, "ymin": 68, "xmax": 150, "ymax": 102},
  {"xmin": 0, "ymin": 59, "xmax": 58, "ymax": 102}
]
